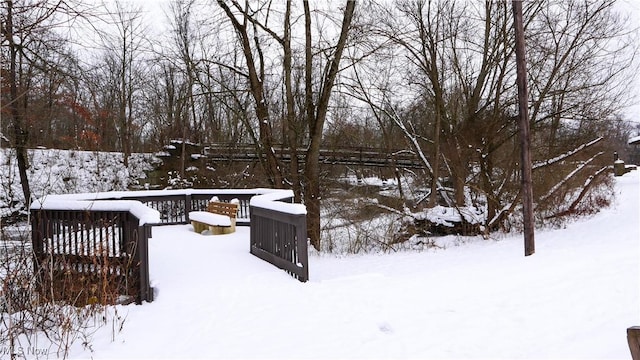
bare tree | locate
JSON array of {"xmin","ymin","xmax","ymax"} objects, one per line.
[
  {"xmin": 95, "ymin": 0, "xmax": 150, "ymax": 167},
  {"xmin": 215, "ymin": 0, "xmax": 357, "ymax": 249},
  {"xmin": 302, "ymin": 0, "xmax": 357, "ymax": 250},
  {"xmin": 216, "ymin": 0, "xmax": 286, "ymax": 188},
  {"xmin": 346, "ymin": 0, "xmax": 637, "ymax": 234},
  {"xmin": 1, "ymin": 0, "xmax": 90, "ymax": 205}
]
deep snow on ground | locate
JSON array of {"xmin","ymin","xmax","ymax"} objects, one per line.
[{"xmin": 67, "ymin": 170, "xmax": 640, "ymax": 359}]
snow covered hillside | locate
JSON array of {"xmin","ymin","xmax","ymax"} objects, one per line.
[
  {"xmin": 0, "ymin": 148, "xmax": 156, "ymax": 220},
  {"xmin": 68, "ymin": 170, "xmax": 639, "ymax": 359}
]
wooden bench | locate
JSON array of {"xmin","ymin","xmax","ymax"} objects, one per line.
[{"xmin": 189, "ymin": 201, "xmax": 238, "ymax": 235}]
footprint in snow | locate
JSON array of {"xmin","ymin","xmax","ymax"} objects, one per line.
[{"xmin": 378, "ymin": 322, "xmax": 393, "ymax": 334}]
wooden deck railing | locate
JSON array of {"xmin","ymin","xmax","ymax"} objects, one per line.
[
  {"xmin": 30, "ymin": 188, "xmax": 309, "ymax": 306},
  {"xmin": 249, "ymin": 191, "xmax": 308, "ymax": 282},
  {"xmin": 31, "ymin": 207, "xmax": 154, "ymax": 305},
  {"xmin": 98, "ymin": 191, "xmax": 255, "ymax": 225}
]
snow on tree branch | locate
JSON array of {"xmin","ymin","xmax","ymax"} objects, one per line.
[
  {"xmin": 538, "ymin": 151, "xmax": 604, "ymax": 204},
  {"xmin": 532, "ymin": 137, "xmax": 603, "ymax": 170}
]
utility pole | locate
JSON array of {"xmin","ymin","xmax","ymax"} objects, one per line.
[{"xmin": 512, "ymin": 0, "xmax": 535, "ymax": 256}]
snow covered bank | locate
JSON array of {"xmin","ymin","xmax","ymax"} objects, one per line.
[
  {"xmin": 0, "ymin": 148, "xmax": 156, "ymax": 219},
  {"xmin": 67, "ymin": 170, "xmax": 639, "ymax": 359}
]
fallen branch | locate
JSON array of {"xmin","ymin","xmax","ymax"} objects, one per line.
[
  {"xmin": 538, "ymin": 151, "xmax": 604, "ymax": 204},
  {"xmin": 533, "ymin": 137, "xmax": 603, "ymax": 170},
  {"xmin": 545, "ymin": 165, "xmax": 610, "ymax": 219}
]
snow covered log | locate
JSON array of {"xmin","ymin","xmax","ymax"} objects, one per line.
[{"xmin": 409, "ymin": 206, "xmax": 485, "ymax": 237}]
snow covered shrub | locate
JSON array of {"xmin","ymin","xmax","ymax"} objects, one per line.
[
  {"xmin": 320, "ymin": 194, "xmax": 408, "ymax": 254},
  {"xmin": 0, "ymin": 231, "xmax": 128, "ymax": 359},
  {"xmin": 541, "ymin": 171, "xmax": 614, "ymax": 228},
  {"xmin": 166, "ymin": 170, "xmax": 194, "ymax": 189}
]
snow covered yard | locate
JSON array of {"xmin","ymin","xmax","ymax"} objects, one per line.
[{"xmin": 71, "ymin": 171, "xmax": 639, "ymax": 359}]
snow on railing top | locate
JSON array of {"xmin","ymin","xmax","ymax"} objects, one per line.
[
  {"xmin": 32, "ymin": 197, "xmax": 162, "ymax": 225},
  {"xmin": 249, "ymin": 189, "xmax": 307, "ymax": 215},
  {"xmin": 629, "ymin": 135, "xmax": 640, "ymax": 145},
  {"xmin": 31, "ymin": 188, "xmax": 306, "ymax": 223}
]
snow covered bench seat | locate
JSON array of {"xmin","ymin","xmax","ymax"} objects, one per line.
[
  {"xmin": 189, "ymin": 211, "xmax": 233, "ymax": 235},
  {"xmin": 189, "ymin": 201, "xmax": 239, "ymax": 235}
]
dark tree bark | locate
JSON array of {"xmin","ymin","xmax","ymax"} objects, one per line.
[
  {"xmin": 4, "ymin": 0, "xmax": 32, "ymax": 204},
  {"xmin": 303, "ymin": 0, "xmax": 357, "ymax": 250},
  {"xmin": 217, "ymin": 0, "xmax": 285, "ymax": 188},
  {"xmin": 216, "ymin": 0, "xmax": 356, "ymax": 250},
  {"xmin": 283, "ymin": 0, "xmax": 302, "ymax": 202}
]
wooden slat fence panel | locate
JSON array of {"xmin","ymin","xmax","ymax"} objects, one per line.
[
  {"xmin": 188, "ymin": 194, "xmax": 253, "ymax": 224},
  {"xmin": 249, "ymin": 205, "xmax": 308, "ymax": 282},
  {"xmin": 31, "ymin": 209, "xmax": 152, "ymax": 305}
]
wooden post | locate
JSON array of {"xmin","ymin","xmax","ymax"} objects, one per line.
[
  {"xmin": 614, "ymin": 159, "xmax": 626, "ymax": 177},
  {"xmin": 629, "ymin": 327, "xmax": 640, "ymax": 360},
  {"xmin": 512, "ymin": 0, "xmax": 535, "ymax": 256},
  {"xmin": 185, "ymin": 194, "xmax": 192, "ymax": 221}
]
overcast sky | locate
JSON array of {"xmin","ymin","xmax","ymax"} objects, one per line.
[
  {"xmin": 124, "ymin": 0, "xmax": 640, "ymax": 124},
  {"xmin": 616, "ymin": 0, "xmax": 640, "ymax": 123}
]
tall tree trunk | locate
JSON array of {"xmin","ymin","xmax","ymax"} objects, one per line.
[
  {"xmin": 303, "ymin": 0, "xmax": 356, "ymax": 250},
  {"xmin": 120, "ymin": 28, "xmax": 129, "ymax": 168},
  {"xmin": 480, "ymin": 155, "xmax": 498, "ymax": 225},
  {"xmin": 283, "ymin": 0, "xmax": 301, "ymax": 202},
  {"xmin": 429, "ymin": 104, "xmax": 441, "ymax": 207},
  {"xmin": 217, "ymin": 0, "xmax": 284, "ymax": 188},
  {"xmin": 5, "ymin": 0, "xmax": 32, "ymax": 204}
]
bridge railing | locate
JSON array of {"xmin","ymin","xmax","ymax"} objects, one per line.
[
  {"xmin": 203, "ymin": 143, "xmax": 426, "ymax": 169},
  {"xmin": 96, "ymin": 190, "xmax": 256, "ymax": 225}
]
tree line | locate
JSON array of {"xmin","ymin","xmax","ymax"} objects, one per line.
[{"xmin": 2, "ymin": 0, "xmax": 638, "ymax": 249}]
